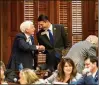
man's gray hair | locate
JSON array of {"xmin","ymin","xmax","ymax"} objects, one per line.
[
  {"xmin": 86, "ymin": 35, "xmax": 98, "ymax": 47},
  {"xmin": 20, "ymin": 21, "xmax": 34, "ymax": 33}
]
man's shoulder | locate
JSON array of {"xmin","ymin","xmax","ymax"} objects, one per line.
[
  {"xmin": 16, "ymin": 32, "xmax": 24, "ymax": 36},
  {"xmin": 15, "ymin": 33, "xmax": 25, "ymax": 38},
  {"xmin": 53, "ymin": 24, "xmax": 64, "ymax": 27}
]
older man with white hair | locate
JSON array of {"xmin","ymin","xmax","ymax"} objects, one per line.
[
  {"xmin": 7, "ymin": 21, "xmax": 45, "ymax": 71},
  {"xmin": 64, "ymin": 35, "xmax": 98, "ymax": 73}
]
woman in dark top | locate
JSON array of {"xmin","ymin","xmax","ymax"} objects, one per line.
[{"xmin": 48, "ymin": 58, "xmax": 82, "ymax": 84}]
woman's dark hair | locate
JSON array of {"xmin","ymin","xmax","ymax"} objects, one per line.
[
  {"xmin": 38, "ymin": 14, "xmax": 48, "ymax": 22},
  {"xmin": 57, "ymin": 58, "xmax": 77, "ymax": 82}
]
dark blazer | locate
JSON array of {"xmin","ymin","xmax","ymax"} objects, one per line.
[
  {"xmin": 77, "ymin": 70, "xmax": 98, "ymax": 85},
  {"xmin": 7, "ymin": 33, "xmax": 37, "ymax": 71},
  {"xmin": 37, "ymin": 24, "xmax": 68, "ymax": 70},
  {"xmin": 5, "ymin": 69, "xmax": 18, "ymax": 83}
]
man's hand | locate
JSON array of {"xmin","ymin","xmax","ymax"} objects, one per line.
[
  {"xmin": 38, "ymin": 45, "xmax": 45, "ymax": 51},
  {"xmin": 82, "ymin": 68, "xmax": 91, "ymax": 75}
]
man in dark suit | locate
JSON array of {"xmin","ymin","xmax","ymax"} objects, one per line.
[
  {"xmin": 37, "ymin": 14, "xmax": 69, "ymax": 71},
  {"xmin": 77, "ymin": 56, "xmax": 98, "ymax": 85},
  {"xmin": 7, "ymin": 21, "xmax": 45, "ymax": 71}
]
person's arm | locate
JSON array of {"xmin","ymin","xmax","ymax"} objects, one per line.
[
  {"xmin": 17, "ymin": 36, "xmax": 37, "ymax": 51},
  {"xmin": 17, "ymin": 34, "xmax": 45, "ymax": 52},
  {"xmin": 76, "ymin": 74, "xmax": 98, "ymax": 85},
  {"xmin": 88, "ymin": 45, "xmax": 96, "ymax": 57},
  {"xmin": 44, "ymin": 70, "xmax": 58, "ymax": 83},
  {"xmin": 76, "ymin": 75, "xmax": 85, "ymax": 85},
  {"xmin": 84, "ymin": 75, "xmax": 98, "ymax": 85}
]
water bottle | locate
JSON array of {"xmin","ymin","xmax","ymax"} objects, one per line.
[
  {"xmin": 13, "ymin": 78, "xmax": 18, "ymax": 83},
  {"xmin": 18, "ymin": 63, "xmax": 23, "ymax": 71}
]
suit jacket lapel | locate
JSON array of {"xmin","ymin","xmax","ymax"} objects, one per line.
[
  {"xmin": 40, "ymin": 32, "xmax": 52, "ymax": 47},
  {"xmin": 52, "ymin": 24, "xmax": 57, "ymax": 44},
  {"xmin": 94, "ymin": 70, "xmax": 98, "ymax": 82},
  {"xmin": 23, "ymin": 33, "xmax": 27, "ymax": 40}
]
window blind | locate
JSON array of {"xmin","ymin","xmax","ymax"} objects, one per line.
[
  {"xmin": 24, "ymin": 0, "xmax": 34, "ymax": 21},
  {"xmin": 59, "ymin": 1, "xmax": 68, "ymax": 29},
  {"xmin": 72, "ymin": 1, "xmax": 82, "ymax": 45}
]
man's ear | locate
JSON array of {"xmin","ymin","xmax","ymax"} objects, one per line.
[
  {"xmin": 25, "ymin": 28, "xmax": 28, "ymax": 32},
  {"xmin": 93, "ymin": 62, "xmax": 96, "ymax": 66}
]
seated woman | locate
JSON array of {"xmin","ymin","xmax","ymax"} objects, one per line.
[
  {"xmin": 0, "ymin": 61, "xmax": 8, "ymax": 84},
  {"xmin": 45, "ymin": 58, "xmax": 82, "ymax": 84},
  {"xmin": 18, "ymin": 68, "xmax": 46, "ymax": 84}
]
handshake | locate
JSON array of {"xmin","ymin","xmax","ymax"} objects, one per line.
[{"xmin": 36, "ymin": 45, "xmax": 45, "ymax": 51}]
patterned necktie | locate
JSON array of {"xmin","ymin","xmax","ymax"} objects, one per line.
[{"xmin": 48, "ymin": 29, "xmax": 54, "ymax": 44}]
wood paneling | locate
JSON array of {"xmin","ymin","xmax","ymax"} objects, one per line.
[
  {"xmin": 1, "ymin": 1, "xmax": 24, "ymax": 65},
  {"xmin": 1, "ymin": 1, "xmax": 9, "ymax": 64},
  {"xmin": 0, "ymin": 1, "xmax": 3, "ymax": 61},
  {"xmin": 82, "ymin": 1, "xmax": 97, "ymax": 39}
]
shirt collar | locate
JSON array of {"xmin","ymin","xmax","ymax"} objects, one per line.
[
  {"xmin": 25, "ymin": 33, "xmax": 30, "ymax": 39},
  {"xmin": 92, "ymin": 69, "xmax": 98, "ymax": 78},
  {"xmin": 44, "ymin": 24, "xmax": 52, "ymax": 31}
]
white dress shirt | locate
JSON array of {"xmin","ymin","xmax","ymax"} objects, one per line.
[
  {"xmin": 92, "ymin": 69, "xmax": 97, "ymax": 78},
  {"xmin": 25, "ymin": 33, "xmax": 32, "ymax": 45},
  {"xmin": 44, "ymin": 24, "xmax": 53, "ymax": 39}
]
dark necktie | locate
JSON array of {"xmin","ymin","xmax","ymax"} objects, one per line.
[
  {"xmin": 30, "ymin": 35, "xmax": 34, "ymax": 44},
  {"xmin": 48, "ymin": 29, "xmax": 54, "ymax": 44}
]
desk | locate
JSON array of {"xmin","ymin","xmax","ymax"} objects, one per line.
[{"xmin": 36, "ymin": 70, "xmax": 52, "ymax": 79}]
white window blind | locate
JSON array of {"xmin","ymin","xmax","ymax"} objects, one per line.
[
  {"xmin": 59, "ymin": 1, "xmax": 68, "ymax": 29},
  {"xmin": 72, "ymin": 1, "xmax": 82, "ymax": 45},
  {"xmin": 24, "ymin": 0, "xmax": 34, "ymax": 21}
]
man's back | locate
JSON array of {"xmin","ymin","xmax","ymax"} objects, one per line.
[{"xmin": 64, "ymin": 40, "xmax": 96, "ymax": 73}]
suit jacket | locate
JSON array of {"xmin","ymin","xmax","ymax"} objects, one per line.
[
  {"xmin": 37, "ymin": 24, "xmax": 68, "ymax": 67},
  {"xmin": 77, "ymin": 70, "xmax": 98, "ymax": 85},
  {"xmin": 5, "ymin": 69, "xmax": 18, "ymax": 82},
  {"xmin": 64, "ymin": 40, "xmax": 97, "ymax": 73},
  {"xmin": 7, "ymin": 33, "xmax": 37, "ymax": 70}
]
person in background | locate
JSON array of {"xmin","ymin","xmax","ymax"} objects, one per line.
[
  {"xmin": 18, "ymin": 68, "xmax": 46, "ymax": 84},
  {"xmin": 0, "ymin": 61, "xmax": 8, "ymax": 84},
  {"xmin": 37, "ymin": 14, "xmax": 69, "ymax": 72},
  {"xmin": 77, "ymin": 56, "xmax": 98, "ymax": 85},
  {"xmin": 0, "ymin": 61, "xmax": 18, "ymax": 83},
  {"xmin": 64, "ymin": 35, "xmax": 98, "ymax": 73},
  {"xmin": 7, "ymin": 21, "xmax": 45, "ymax": 71},
  {"xmin": 45, "ymin": 58, "xmax": 82, "ymax": 84}
]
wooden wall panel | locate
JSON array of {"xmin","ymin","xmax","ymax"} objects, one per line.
[
  {"xmin": 0, "ymin": 1, "xmax": 3, "ymax": 61},
  {"xmin": 1, "ymin": 1, "xmax": 24, "ymax": 65},
  {"xmin": 82, "ymin": 1, "xmax": 97, "ymax": 39},
  {"xmin": 1, "ymin": 1, "xmax": 9, "ymax": 64},
  {"xmin": 54, "ymin": 1, "xmax": 60, "ymax": 24}
]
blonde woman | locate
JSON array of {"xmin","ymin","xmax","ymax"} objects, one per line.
[
  {"xmin": 0, "ymin": 61, "xmax": 8, "ymax": 84},
  {"xmin": 19, "ymin": 68, "xmax": 45, "ymax": 84}
]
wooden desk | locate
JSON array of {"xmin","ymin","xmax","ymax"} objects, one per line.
[{"xmin": 36, "ymin": 70, "xmax": 52, "ymax": 79}]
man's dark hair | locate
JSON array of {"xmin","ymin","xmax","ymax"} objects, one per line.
[
  {"xmin": 38, "ymin": 14, "xmax": 49, "ymax": 22},
  {"xmin": 84, "ymin": 56, "xmax": 98, "ymax": 67}
]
